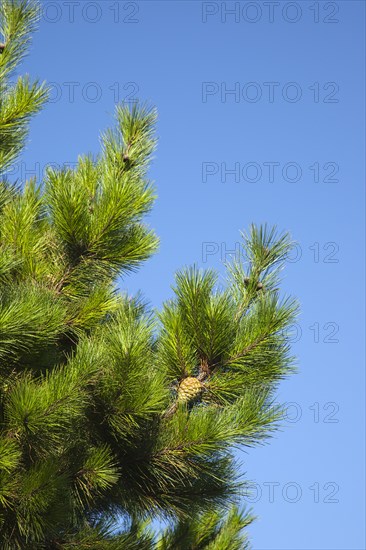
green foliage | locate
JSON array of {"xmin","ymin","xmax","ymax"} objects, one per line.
[
  {"xmin": 0, "ymin": 1, "xmax": 299, "ymax": 547},
  {"xmin": 0, "ymin": 0, "xmax": 48, "ymax": 172},
  {"xmin": 0, "ymin": 283, "xmax": 66, "ymax": 364},
  {"xmin": 157, "ymin": 506, "xmax": 254, "ymax": 550},
  {"xmin": 43, "ymin": 104, "xmax": 159, "ymax": 298}
]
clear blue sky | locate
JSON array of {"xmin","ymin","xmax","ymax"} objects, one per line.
[{"xmin": 13, "ymin": 1, "xmax": 365, "ymax": 548}]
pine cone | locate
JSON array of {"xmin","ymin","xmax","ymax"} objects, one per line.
[
  {"xmin": 177, "ymin": 377, "xmax": 202, "ymax": 403},
  {"xmin": 244, "ymin": 277, "xmax": 263, "ymax": 291},
  {"xmin": 0, "ymin": 43, "xmax": 5, "ymax": 54}
]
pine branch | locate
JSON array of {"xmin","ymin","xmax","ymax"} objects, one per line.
[{"xmin": 0, "ymin": 1, "xmax": 48, "ymax": 172}]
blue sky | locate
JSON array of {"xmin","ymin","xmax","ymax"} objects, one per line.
[{"xmin": 14, "ymin": 1, "xmax": 365, "ymax": 548}]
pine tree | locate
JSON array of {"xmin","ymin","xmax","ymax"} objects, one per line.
[{"xmin": 0, "ymin": 1, "xmax": 298, "ymax": 548}]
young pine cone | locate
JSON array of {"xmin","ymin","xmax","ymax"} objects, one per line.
[
  {"xmin": 244, "ymin": 277, "xmax": 264, "ymax": 291},
  {"xmin": 177, "ymin": 377, "xmax": 202, "ymax": 403},
  {"xmin": 0, "ymin": 43, "xmax": 5, "ymax": 54}
]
